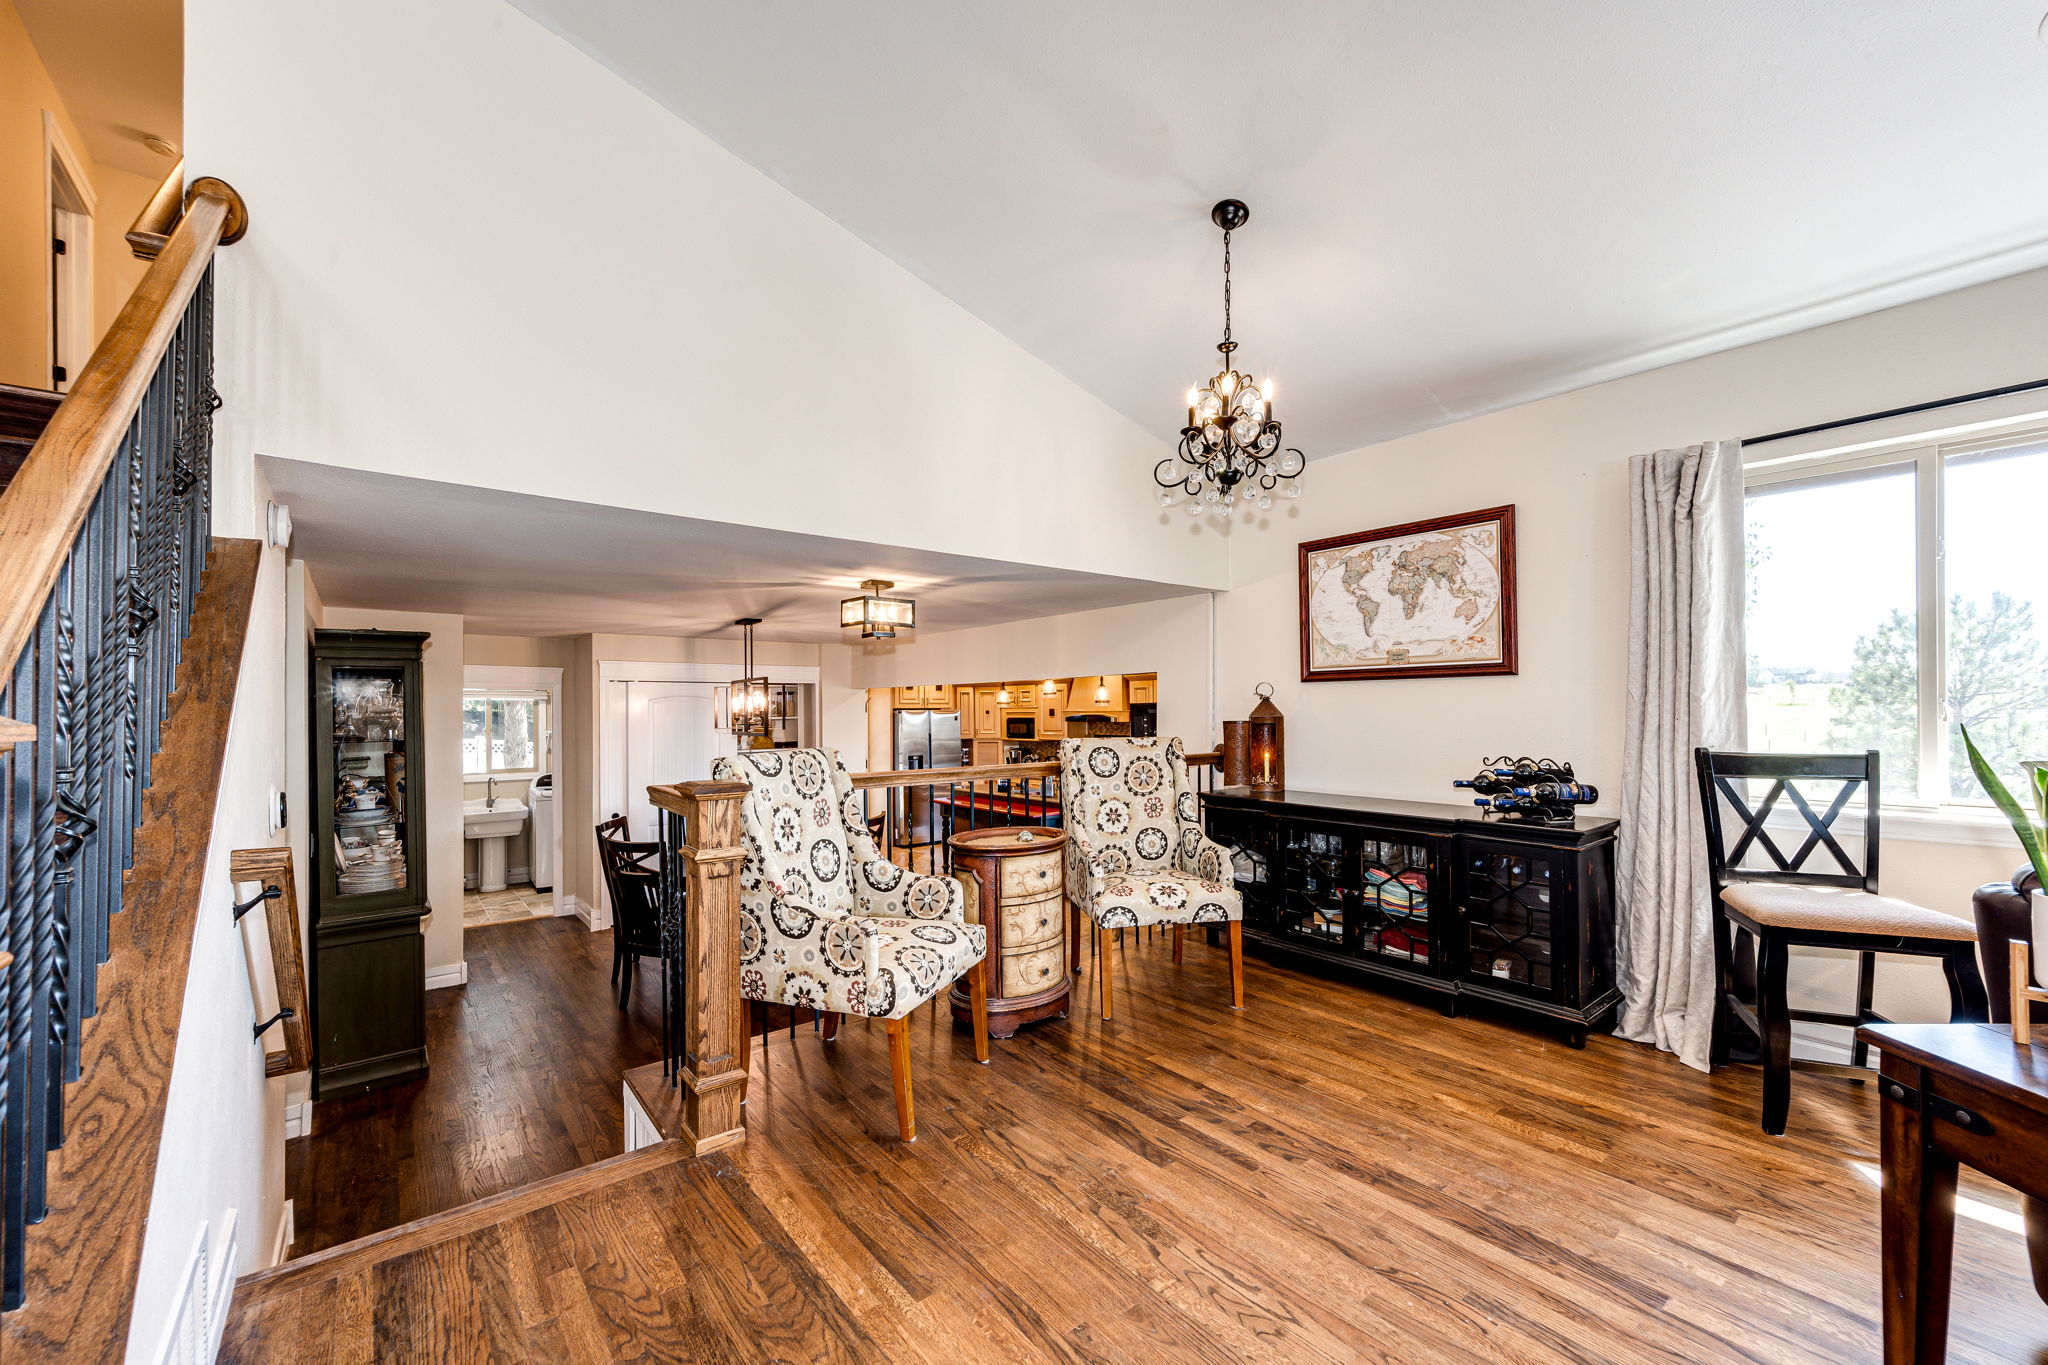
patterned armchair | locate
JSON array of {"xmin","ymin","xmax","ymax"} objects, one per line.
[
  {"xmin": 1060, "ymin": 736, "xmax": 1245, "ymax": 1020},
  {"xmin": 710, "ymin": 746, "xmax": 989, "ymax": 1141}
]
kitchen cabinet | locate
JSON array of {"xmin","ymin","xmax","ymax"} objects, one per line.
[
  {"xmin": 1127, "ymin": 676, "xmax": 1157, "ymax": 705},
  {"xmin": 1066, "ymin": 675, "xmax": 1128, "ymax": 717},
  {"xmin": 972, "ymin": 686, "xmax": 1001, "ymax": 738},
  {"xmin": 1038, "ymin": 681, "xmax": 1068, "ymax": 738},
  {"xmin": 893, "ymin": 684, "xmax": 955, "ymax": 709}
]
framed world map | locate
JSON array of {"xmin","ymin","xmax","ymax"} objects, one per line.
[{"xmin": 1298, "ymin": 505, "xmax": 1517, "ymax": 681}]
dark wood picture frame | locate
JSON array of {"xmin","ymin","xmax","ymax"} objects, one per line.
[{"xmin": 1298, "ymin": 505, "xmax": 1517, "ymax": 682}]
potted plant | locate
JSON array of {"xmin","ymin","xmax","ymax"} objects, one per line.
[{"xmin": 1961, "ymin": 726, "xmax": 2048, "ymax": 1038}]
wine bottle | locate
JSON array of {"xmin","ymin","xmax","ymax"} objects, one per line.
[
  {"xmin": 1472, "ymin": 795, "xmax": 1543, "ymax": 813},
  {"xmin": 1511, "ymin": 781, "xmax": 1599, "ymax": 804},
  {"xmin": 1453, "ymin": 773, "xmax": 1514, "ymax": 795}
]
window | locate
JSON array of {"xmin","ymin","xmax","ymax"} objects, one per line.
[
  {"xmin": 462, "ymin": 689, "xmax": 551, "ymax": 777},
  {"xmin": 1746, "ymin": 423, "xmax": 2048, "ymax": 809}
]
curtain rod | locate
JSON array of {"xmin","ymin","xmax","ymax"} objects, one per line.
[{"xmin": 1742, "ymin": 377, "xmax": 2048, "ymax": 448}]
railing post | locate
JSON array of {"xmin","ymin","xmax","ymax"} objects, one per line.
[{"xmin": 648, "ymin": 779, "xmax": 750, "ymax": 1155}]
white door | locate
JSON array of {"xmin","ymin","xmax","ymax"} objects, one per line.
[{"xmin": 619, "ymin": 681, "xmax": 736, "ymax": 842}]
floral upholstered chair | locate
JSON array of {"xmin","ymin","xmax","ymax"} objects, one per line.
[
  {"xmin": 1060, "ymin": 736, "xmax": 1244, "ymax": 1021},
  {"xmin": 710, "ymin": 746, "xmax": 989, "ymax": 1141}
]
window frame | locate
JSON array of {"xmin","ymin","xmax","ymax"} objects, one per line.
[
  {"xmin": 461, "ymin": 687, "xmax": 552, "ymax": 780},
  {"xmin": 1744, "ymin": 412, "xmax": 2048, "ymax": 826}
]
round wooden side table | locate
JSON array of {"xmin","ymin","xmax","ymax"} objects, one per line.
[{"xmin": 947, "ymin": 826, "xmax": 1069, "ymax": 1037}]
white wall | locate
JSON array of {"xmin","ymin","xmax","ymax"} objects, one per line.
[
  {"xmin": 185, "ymin": 0, "xmax": 1219, "ymax": 595},
  {"xmin": 1220, "ymin": 264, "xmax": 2048, "ymax": 1026},
  {"xmin": 322, "ymin": 608, "xmax": 467, "ymax": 982},
  {"xmin": 848, "ymin": 594, "xmax": 1216, "ymax": 752},
  {"xmin": 129, "ymin": 483, "xmax": 292, "ymax": 1356}
]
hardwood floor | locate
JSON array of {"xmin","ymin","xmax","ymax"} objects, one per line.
[
  {"xmin": 257, "ymin": 919, "xmax": 2048, "ymax": 1362},
  {"xmin": 287, "ymin": 916, "xmax": 663, "ymax": 1255}
]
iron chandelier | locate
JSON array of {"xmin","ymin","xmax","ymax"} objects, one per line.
[
  {"xmin": 728, "ymin": 617, "xmax": 772, "ymax": 741},
  {"xmin": 1155, "ymin": 199, "xmax": 1305, "ymax": 517}
]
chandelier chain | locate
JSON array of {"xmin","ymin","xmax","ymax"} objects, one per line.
[{"xmin": 1221, "ymin": 230, "xmax": 1233, "ymax": 347}]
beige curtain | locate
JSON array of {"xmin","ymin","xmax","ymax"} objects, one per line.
[{"xmin": 1616, "ymin": 441, "xmax": 1746, "ymax": 1072}]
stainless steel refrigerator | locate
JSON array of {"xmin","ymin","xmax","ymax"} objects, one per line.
[{"xmin": 892, "ymin": 710, "xmax": 963, "ymax": 850}]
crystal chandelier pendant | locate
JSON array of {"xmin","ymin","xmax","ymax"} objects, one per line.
[{"xmin": 1154, "ymin": 200, "xmax": 1307, "ymax": 516}]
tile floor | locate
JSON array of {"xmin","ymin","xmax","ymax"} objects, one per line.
[{"xmin": 462, "ymin": 884, "xmax": 555, "ymax": 926}]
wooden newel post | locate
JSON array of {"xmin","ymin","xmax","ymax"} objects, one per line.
[{"xmin": 648, "ymin": 779, "xmax": 752, "ymax": 1155}]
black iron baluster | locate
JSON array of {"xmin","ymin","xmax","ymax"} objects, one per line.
[{"xmin": 1, "ymin": 269, "xmax": 218, "ymax": 1311}]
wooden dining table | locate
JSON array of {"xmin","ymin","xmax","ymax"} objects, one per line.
[{"xmin": 1857, "ymin": 1021, "xmax": 2048, "ymax": 1363}]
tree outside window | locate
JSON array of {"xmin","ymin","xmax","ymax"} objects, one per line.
[
  {"xmin": 1745, "ymin": 431, "xmax": 2048, "ymax": 808},
  {"xmin": 462, "ymin": 691, "xmax": 550, "ymax": 776}
]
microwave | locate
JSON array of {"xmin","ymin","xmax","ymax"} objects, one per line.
[{"xmin": 1005, "ymin": 716, "xmax": 1035, "ymax": 739}]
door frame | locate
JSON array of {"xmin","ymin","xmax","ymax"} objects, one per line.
[
  {"xmin": 43, "ymin": 112, "xmax": 95, "ymax": 393},
  {"xmin": 462, "ymin": 664, "xmax": 565, "ymax": 919},
  {"xmin": 595, "ymin": 659, "xmax": 819, "ymax": 929}
]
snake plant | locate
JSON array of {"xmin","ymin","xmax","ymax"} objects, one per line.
[{"xmin": 1961, "ymin": 725, "xmax": 2048, "ymax": 892}]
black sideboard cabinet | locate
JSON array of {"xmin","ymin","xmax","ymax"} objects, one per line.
[
  {"xmin": 1201, "ymin": 787, "xmax": 1620, "ymax": 1045},
  {"xmin": 310, "ymin": 629, "xmax": 430, "ymax": 1096}
]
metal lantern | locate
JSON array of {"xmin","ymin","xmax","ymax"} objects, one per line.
[
  {"xmin": 1247, "ymin": 682, "xmax": 1285, "ymax": 792},
  {"xmin": 840, "ymin": 579, "xmax": 916, "ymax": 639},
  {"xmin": 729, "ymin": 617, "xmax": 773, "ymax": 743}
]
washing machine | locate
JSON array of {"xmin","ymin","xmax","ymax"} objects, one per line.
[{"xmin": 529, "ymin": 777, "xmax": 557, "ymax": 891}]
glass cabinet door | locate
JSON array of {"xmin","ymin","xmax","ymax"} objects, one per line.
[
  {"xmin": 1277, "ymin": 825, "xmax": 1354, "ymax": 948},
  {"xmin": 1356, "ymin": 835, "xmax": 1433, "ymax": 969},
  {"xmin": 329, "ymin": 665, "xmax": 411, "ymax": 899},
  {"xmin": 1461, "ymin": 844, "xmax": 1558, "ymax": 996}
]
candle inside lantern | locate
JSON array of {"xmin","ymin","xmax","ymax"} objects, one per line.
[{"xmin": 1259, "ymin": 748, "xmax": 1273, "ymax": 785}]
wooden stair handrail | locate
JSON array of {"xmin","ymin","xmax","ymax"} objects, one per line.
[
  {"xmin": 0, "ymin": 175, "xmax": 247, "ymax": 694},
  {"xmin": 229, "ymin": 848, "xmax": 312, "ymax": 1079}
]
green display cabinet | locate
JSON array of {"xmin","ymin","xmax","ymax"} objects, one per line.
[{"xmin": 310, "ymin": 629, "xmax": 430, "ymax": 1096}]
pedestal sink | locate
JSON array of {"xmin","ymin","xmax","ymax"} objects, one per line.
[{"xmin": 463, "ymin": 798, "xmax": 529, "ymax": 894}]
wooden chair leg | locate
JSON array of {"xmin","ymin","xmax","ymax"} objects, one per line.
[
  {"xmin": 1708, "ymin": 906, "xmax": 1734, "ymax": 1068},
  {"xmin": 1098, "ymin": 925, "xmax": 1115, "ymax": 1021},
  {"xmin": 1941, "ymin": 942, "xmax": 1989, "ymax": 1023},
  {"xmin": 1228, "ymin": 921, "xmax": 1245, "ymax": 1010},
  {"xmin": 1757, "ymin": 932, "xmax": 1792, "ymax": 1136},
  {"xmin": 884, "ymin": 1016, "xmax": 916, "ymax": 1141},
  {"xmin": 738, "ymin": 999, "xmax": 755, "ymax": 1074},
  {"xmin": 821, "ymin": 1010, "xmax": 840, "ymax": 1042},
  {"xmin": 969, "ymin": 956, "xmax": 990, "ymax": 1064},
  {"xmin": 617, "ymin": 953, "xmax": 635, "ymax": 1010},
  {"xmin": 1172, "ymin": 924, "xmax": 1184, "ymax": 965},
  {"xmin": 1850, "ymin": 949, "xmax": 1877, "ymax": 1070},
  {"xmin": 1069, "ymin": 898, "xmax": 1082, "ymax": 977}
]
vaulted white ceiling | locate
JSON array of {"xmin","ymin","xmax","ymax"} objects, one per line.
[{"xmin": 507, "ymin": 0, "xmax": 2048, "ymax": 456}]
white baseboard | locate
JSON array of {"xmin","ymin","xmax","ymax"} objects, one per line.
[
  {"xmin": 569, "ymin": 895, "xmax": 611, "ymax": 931},
  {"xmin": 425, "ymin": 961, "xmax": 470, "ymax": 990},
  {"xmin": 282, "ymin": 1100, "xmax": 311, "ymax": 1140},
  {"xmin": 269, "ymin": 1200, "xmax": 295, "ymax": 1268},
  {"xmin": 1790, "ymin": 1021, "xmax": 1857, "ymax": 1064}
]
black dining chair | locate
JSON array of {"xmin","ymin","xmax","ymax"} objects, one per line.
[
  {"xmin": 1694, "ymin": 748, "xmax": 1988, "ymax": 1135},
  {"xmin": 596, "ymin": 813, "xmax": 664, "ymax": 1009}
]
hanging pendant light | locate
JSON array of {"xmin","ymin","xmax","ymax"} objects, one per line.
[
  {"xmin": 839, "ymin": 579, "xmax": 916, "ymax": 639},
  {"xmin": 729, "ymin": 617, "xmax": 772, "ymax": 742},
  {"xmin": 996, "ymin": 685, "xmax": 1012, "ymax": 705},
  {"xmin": 1155, "ymin": 200, "xmax": 1306, "ymax": 516}
]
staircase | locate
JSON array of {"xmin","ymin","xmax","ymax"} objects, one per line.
[{"xmin": 0, "ymin": 384, "xmax": 60, "ymax": 492}]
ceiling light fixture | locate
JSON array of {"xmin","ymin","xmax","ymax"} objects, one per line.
[
  {"xmin": 1157, "ymin": 200, "xmax": 1306, "ymax": 518},
  {"xmin": 840, "ymin": 579, "xmax": 916, "ymax": 638},
  {"xmin": 141, "ymin": 134, "xmax": 179, "ymax": 158},
  {"xmin": 728, "ymin": 617, "xmax": 772, "ymax": 741}
]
